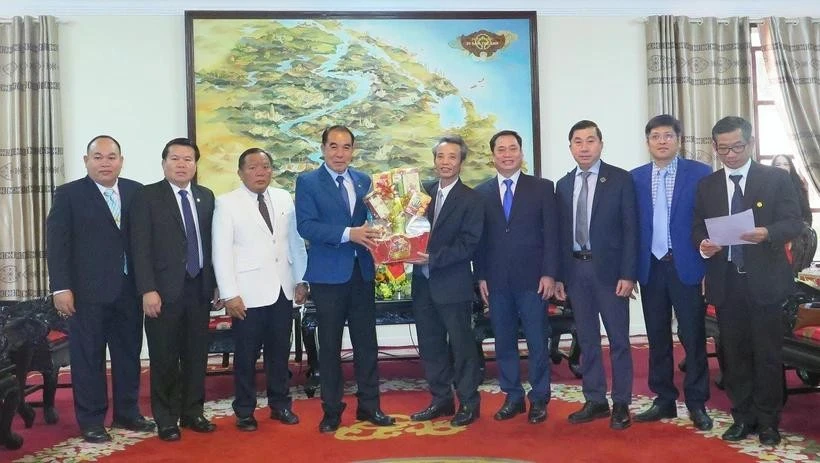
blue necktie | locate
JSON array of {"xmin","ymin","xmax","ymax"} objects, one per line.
[
  {"xmin": 502, "ymin": 178, "xmax": 513, "ymax": 222},
  {"xmin": 729, "ymin": 174, "xmax": 744, "ymax": 270},
  {"xmin": 651, "ymin": 169, "xmax": 669, "ymax": 260},
  {"xmin": 103, "ymin": 188, "xmax": 127, "ymax": 274},
  {"xmin": 178, "ymin": 190, "xmax": 200, "ymax": 278},
  {"xmin": 337, "ymin": 175, "xmax": 351, "ymax": 216}
]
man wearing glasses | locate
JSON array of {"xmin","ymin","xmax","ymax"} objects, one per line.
[
  {"xmin": 693, "ymin": 116, "xmax": 802, "ymax": 446},
  {"xmin": 631, "ymin": 115, "xmax": 713, "ymax": 431}
]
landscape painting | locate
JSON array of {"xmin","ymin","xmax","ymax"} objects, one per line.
[{"xmin": 185, "ymin": 11, "xmax": 540, "ymax": 195}]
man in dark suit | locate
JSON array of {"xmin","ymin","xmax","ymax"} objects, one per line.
[
  {"xmin": 47, "ymin": 135, "xmax": 155, "ymax": 443},
  {"xmin": 693, "ymin": 116, "xmax": 802, "ymax": 446},
  {"xmin": 474, "ymin": 130, "xmax": 558, "ymax": 424},
  {"xmin": 630, "ymin": 115, "xmax": 713, "ymax": 430},
  {"xmin": 555, "ymin": 120, "xmax": 637, "ymax": 430},
  {"xmin": 409, "ymin": 135, "xmax": 484, "ymax": 427},
  {"xmin": 294, "ymin": 125, "xmax": 395, "ymax": 433},
  {"xmin": 130, "ymin": 138, "xmax": 217, "ymax": 442}
]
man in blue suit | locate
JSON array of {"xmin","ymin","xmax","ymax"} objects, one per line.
[
  {"xmin": 475, "ymin": 130, "xmax": 559, "ymax": 424},
  {"xmin": 295, "ymin": 125, "xmax": 395, "ymax": 433},
  {"xmin": 47, "ymin": 135, "xmax": 155, "ymax": 443},
  {"xmin": 555, "ymin": 120, "xmax": 637, "ymax": 430},
  {"xmin": 630, "ymin": 115, "xmax": 713, "ymax": 431}
]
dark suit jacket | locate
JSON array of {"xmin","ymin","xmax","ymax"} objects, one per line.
[
  {"xmin": 631, "ymin": 158, "xmax": 712, "ymax": 286},
  {"xmin": 295, "ymin": 165, "xmax": 375, "ymax": 284},
  {"xmin": 474, "ymin": 173, "xmax": 559, "ymax": 292},
  {"xmin": 129, "ymin": 180, "xmax": 215, "ymax": 303},
  {"xmin": 411, "ymin": 179, "xmax": 484, "ymax": 305},
  {"xmin": 46, "ymin": 176, "xmax": 142, "ymax": 304},
  {"xmin": 692, "ymin": 161, "xmax": 803, "ymax": 306},
  {"xmin": 556, "ymin": 161, "xmax": 638, "ymax": 287}
]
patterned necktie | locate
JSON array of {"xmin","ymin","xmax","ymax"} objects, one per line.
[
  {"xmin": 651, "ymin": 168, "xmax": 669, "ymax": 259},
  {"xmin": 103, "ymin": 188, "xmax": 120, "ymax": 228},
  {"xmin": 258, "ymin": 193, "xmax": 273, "ymax": 233},
  {"xmin": 337, "ymin": 175, "xmax": 351, "ymax": 217},
  {"xmin": 502, "ymin": 178, "xmax": 513, "ymax": 222},
  {"xmin": 729, "ymin": 174, "xmax": 744, "ymax": 270},
  {"xmin": 178, "ymin": 190, "xmax": 201, "ymax": 278},
  {"xmin": 575, "ymin": 171, "xmax": 592, "ymax": 250}
]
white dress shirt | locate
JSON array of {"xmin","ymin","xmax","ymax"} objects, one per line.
[
  {"xmin": 169, "ymin": 182, "xmax": 204, "ymax": 269},
  {"xmin": 572, "ymin": 159, "xmax": 601, "ymax": 251}
]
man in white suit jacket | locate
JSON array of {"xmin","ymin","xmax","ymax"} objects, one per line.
[{"xmin": 212, "ymin": 148, "xmax": 308, "ymax": 432}]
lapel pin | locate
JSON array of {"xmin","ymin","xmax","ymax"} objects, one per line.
[
  {"xmin": 756, "ymin": 201, "xmax": 763, "ymax": 208},
  {"xmin": 196, "ymin": 198, "xmax": 201, "ymax": 203},
  {"xmin": 600, "ymin": 177, "xmax": 607, "ymax": 183}
]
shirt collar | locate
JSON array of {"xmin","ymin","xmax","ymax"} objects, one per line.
[
  {"xmin": 168, "ymin": 181, "xmax": 192, "ymax": 196},
  {"xmin": 497, "ymin": 170, "xmax": 521, "ymax": 188},
  {"xmin": 323, "ymin": 163, "xmax": 349, "ymax": 181},
  {"xmin": 437, "ymin": 178, "xmax": 458, "ymax": 199},
  {"xmin": 576, "ymin": 159, "xmax": 602, "ymax": 176},
  {"xmin": 652, "ymin": 156, "xmax": 678, "ymax": 175},
  {"xmin": 724, "ymin": 158, "xmax": 752, "ymax": 178},
  {"xmin": 94, "ymin": 178, "xmax": 119, "ymax": 195},
  {"xmin": 241, "ymin": 183, "xmax": 267, "ymax": 200}
]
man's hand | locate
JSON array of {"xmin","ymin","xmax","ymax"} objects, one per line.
[
  {"xmin": 54, "ymin": 290, "xmax": 76, "ymax": 317},
  {"xmin": 142, "ymin": 291, "xmax": 162, "ymax": 318},
  {"xmin": 408, "ymin": 252, "xmax": 429, "ymax": 265},
  {"xmin": 211, "ymin": 288, "xmax": 225, "ymax": 310},
  {"xmin": 615, "ymin": 279, "xmax": 635, "ymax": 298},
  {"xmin": 554, "ymin": 282, "xmax": 567, "ymax": 301},
  {"xmin": 349, "ymin": 225, "xmax": 380, "ymax": 249},
  {"xmin": 225, "ymin": 296, "xmax": 247, "ymax": 320},
  {"xmin": 699, "ymin": 239, "xmax": 722, "ymax": 258},
  {"xmin": 537, "ymin": 276, "xmax": 555, "ymax": 300},
  {"xmin": 740, "ymin": 227, "xmax": 769, "ymax": 244},
  {"xmin": 294, "ymin": 283, "xmax": 309, "ymax": 305},
  {"xmin": 478, "ymin": 280, "xmax": 489, "ymax": 306}
]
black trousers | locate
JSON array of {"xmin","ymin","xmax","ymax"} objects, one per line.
[
  {"xmin": 412, "ymin": 277, "xmax": 480, "ymax": 407},
  {"xmin": 144, "ymin": 274, "xmax": 210, "ymax": 428},
  {"xmin": 715, "ymin": 268, "xmax": 784, "ymax": 428},
  {"xmin": 311, "ymin": 260, "xmax": 380, "ymax": 415},
  {"xmin": 640, "ymin": 257, "xmax": 709, "ymax": 409},
  {"xmin": 231, "ymin": 289, "xmax": 294, "ymax": 418},
  {"xmin": 68, "ymin": 280, "xmax": 143, "ymax": 430}
]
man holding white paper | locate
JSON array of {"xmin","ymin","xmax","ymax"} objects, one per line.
[{"xmin": 692, "ymin": 116, "xmax": 803, "ymax": 446}]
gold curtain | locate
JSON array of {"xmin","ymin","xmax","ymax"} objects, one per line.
[
  {"xmin": 0, "ymin": 16, "xmax": 63, "ymax": 301},
  {"xmin": 646, "ymin": 16, "xmax": 754, "ymax": 167},
  {"xmin": 760, "ymin": 17, "xmax": 820, "ymax": 195}
]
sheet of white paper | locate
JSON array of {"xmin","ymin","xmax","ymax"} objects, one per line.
[{"xmin": 704, "ymin": 209, "xmax": 756, "ymax": 246}]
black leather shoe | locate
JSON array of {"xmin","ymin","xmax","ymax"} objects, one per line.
[
  {"xmin": 82, "ymin": 426, "xmax": 112, "ymax": 443},
  {"xmin": 356, "ymin": 408, "xmax": 396, "ymax": 426},
  {"xmin": 610, "ymin": 403, "xmax": 632, "ymax": 430},
  {"xmin": 0, "ymin": 431, "xmax": 23, "ymax": 450},
  {"xmin": 688, "ymin": 408, "xmax": 713, "ymax": 431},
  {"xmin": 236, "ymin": 415, "xmax": 258, "ymax": 432},
  {"xmin": 758, "ymin": 426, "xmax": 781, "ymax": 446},
  {"xmin": 180, "ymin": 415, "xmax": 216, "ymax": 433},
  {"xmin": 528, "ymin": 400, "xmax": 548, "ymax": 424},
  {"xmin": 112, "ymin": 416, "xmax": 157, "ymax": 433},
  {"xmin": 494, "ymin": 397, "xmax": 526, "ymax": 421},
  {"xmin": 18, "ymin": 403, "xmax": 35, "ymax": 428},
  {"xmin": 158, "ymin": 425, "xmax": 181, "ymax": 442},
  {"xmin": 722, "ymin": 422, "xmax": 755, "ymax": 441},
  {"xmin": 634, "ymin": 403, "xmax": 677, "ymax": 422},
  {"xmin": 270, "ymin": 407, "xmax": 299, "ymax": 425},
  {"xmin": 43, "ymin": 406, "xmax": 59, "ymax": 425},
  {"xmin": 319, "ymin": 413, "xmax": 342, "ymax": 433},
  {"xmin": 451, "ymin": 404, "xmax": 480, "ymax": 426},
  {"xmin": 568, "ymin": 401, "xmax": 610, "ymax": 424},
  {"xmin": 410, "ymin": 402, "xmax": 455, "ymax": 421}
]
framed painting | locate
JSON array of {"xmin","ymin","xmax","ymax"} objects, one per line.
[{"xmin": 185, "ymin": 10, "xmax": 540, "ymax": 196}]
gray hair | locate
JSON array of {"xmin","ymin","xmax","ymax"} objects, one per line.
[{"xmin": 432, "ymin": 135, "xmax": 468, "ymax": 161}]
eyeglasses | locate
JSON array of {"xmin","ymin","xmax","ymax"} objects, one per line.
[
  {"xmin": 648, "ymin": 133, "xmax": 677, "ymax": 142},
  {"xmin": 715, "ymin": 144, "xmax": 747, "ymax": 155}
]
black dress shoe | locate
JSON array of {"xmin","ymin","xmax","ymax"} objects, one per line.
[
  {"xmin": 688, "ymin": 408, "xmax": 713, "ymax": 431},
  {"xmin": 721, "ymin": 422, "xmax": 755, "ymax": 441},
  {"xmin": 319, "ymin": 413, "xmax": 342, "ymax": 433},
  {"xmin": 528, "ymin": 400, "xmax": 548, "ymax": 424},
  {"xmin": 451, "ymin": 404, "xmax": 480, "ymax": 426},
  {"xmin": 568, "ymin": 401, "xmax": 610, "ymax": 424},
  {"xmin": 356, "ymin": 408, "xmax": 396, "ymax": 426},
  {"xmin": 634, "ymin": 403, "xmax": 677, "ymax": 422},
  {"xmin": 82, "ymin": 426, "xmax": 112, "ymax": 443},
  {"xmin": 112, "ymin": 416, "xmax": 157, "ymax": 433},
  {"xmin": 18, "ymin": 403, "xmax": 35, "ymax": 428},
  {"xmin": 236, "ymin": 415, "xmax": 258, "ymax": 432},
  {"xmin": 410, "ymin": 402, "xmax": 455, "ymax": 421},
  {"xmin": 158, "ymin": 425, "xmax": 181, "ymax": 442},
  {"xmin": 43, "ymin": 406, "xmax": 59, "ymax": 425},
  {"xmin": 758, "ymin": 426, "xmax": 781, "ymax": 446},
  {"xmin": 610, "ymin": 403, "xmax": 632, "ymax": 430},
  {"xmin": 180, "ymin": 415, "xmax": 216, "ymax": 433},
  {"xmin": 270, "ymin": 407, "xmax": 299, "ymax": 425},
  {"xmin": 494, "ymin": 397, "xmax": 526, "ymax": 421},
  {"xmin": 0, "ymin": 431, "xmax": 23, "ymax": 450}
]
